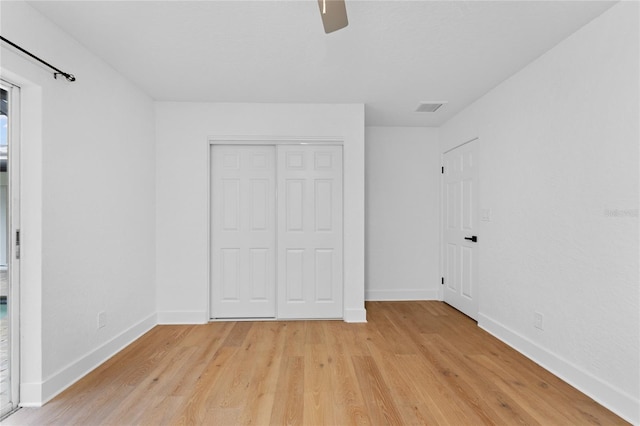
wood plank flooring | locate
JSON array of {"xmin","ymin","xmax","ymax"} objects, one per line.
[{"xmin": 4, "ymin": 302, "xmax": 628, "ymax": 425}]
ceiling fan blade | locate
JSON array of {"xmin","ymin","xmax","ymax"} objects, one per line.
[{"xmin": 317, "ymin": 0, "xmax": 348, "ymax": 34}]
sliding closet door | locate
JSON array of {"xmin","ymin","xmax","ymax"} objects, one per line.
[
  {"xmin": 210, "ymin": 146, "xmax": 276, "ymax": 318},
  {"xmin": 277, "ymin": 145, "xmax": 343, "ymax": 318}
]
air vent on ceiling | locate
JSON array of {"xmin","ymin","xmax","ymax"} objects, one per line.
[{"xmin": 416, "ymin": 102, "xmax": 447, "ymax": 113}]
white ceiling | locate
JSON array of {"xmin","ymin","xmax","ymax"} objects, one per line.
[{"xmin": 28, "ymin": 0, "xmax": 616, "ymax": 126}]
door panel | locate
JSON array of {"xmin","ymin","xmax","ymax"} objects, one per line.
[
  {"xmin": 250, "ymin": 248, "xmax": 268, "ymax": 299},
  {"xmin": 210, "ymin": 146, "xmax": 276, "ymax": 318},
  {"xmin": 315, "ymin": 180, "xmax": 333, "ymax": 231},
  {"xmin": 277, "ymin": 145, "xmax": 343, "ymax": 319},
  {"xmin": 1, "ymin": 81, "xmax": 20, "ymax": 418},
  {"xmin": 286, "ymin": 179, "xmax": 304, "ymax": 231},
  {"xmin": 443, "ymin": 140, "xmax": 479, "ymax": 319},
  {"xmin": 251, "ymin": 180, "xmax": 268, "ymax": 230},
  {"xmin": 222, "ymin": 179, "xmax": 240, "ymax": 230},
  {"xmin": 315, "ymin": 249, "xmax": 334, "ymax": 300},
  {"xmin": 221, "ymin": 248, "xmax": 240, "ymax": 299},
  {"xmin": 285, "ymin": 249, "xmax": 305, "ymax": 301}
]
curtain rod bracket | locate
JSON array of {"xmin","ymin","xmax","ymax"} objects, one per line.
[{"xmin": 54, "ymin": 72, "xmax": 76, "ymax": 82}]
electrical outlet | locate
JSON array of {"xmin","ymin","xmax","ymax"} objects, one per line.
[
  {"xmin": 98, "ymin": 311, "xmax": 107, "ymax": 329},
  {"xmin": 534, "ymin": 312, "xmax": 544, "ymax": 330}
]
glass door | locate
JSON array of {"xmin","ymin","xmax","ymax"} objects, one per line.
[{"xmin": 0, "ymin": 80, "xmax": 19, "ymax": 419}]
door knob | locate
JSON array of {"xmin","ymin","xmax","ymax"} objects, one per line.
[{"xmin": 464, "ymin": 236, "xmax": 478, "ymax": 242}]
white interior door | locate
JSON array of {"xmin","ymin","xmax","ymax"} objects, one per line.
[
  {"xmin": 277, "ymin": 145, "xmax": 343, "ymax": 319},
  {"xmin": 442, "ymin": 139, "xmax": 479, "ymax": 320},
  {"xmin": 210, "ymin": 145, "xmax": 276, "ymax": 318}
]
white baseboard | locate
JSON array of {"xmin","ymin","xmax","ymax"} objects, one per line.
[
  {"xmin": 344, "ymin": 308, "xmax": 367, "ymax": 323},
  {"xmin": 19, "ymin": 382, "xmax": 43, "ymax": 407},
  {"xmin": 157, "ymin": 310, "xmax": 209, "ymax": 324},
  {"xmin": 22, "ymin": 313, "xmax": 157, "ymax": 407},
  {"xmin": 478, "ymin": 313, "xmax": 639, "ymax": 425},
  {"xmin": 365, "ymin": 289, "xmax": 440, "ymax": 301}
]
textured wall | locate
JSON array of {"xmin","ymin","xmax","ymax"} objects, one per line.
[
  {"xmin": 440, "ymin": 2, "xmax": 639, "ymax": 422},
  {"xmin": 365, "ymin": 127, "xmax": 440, "ymax": 300}
]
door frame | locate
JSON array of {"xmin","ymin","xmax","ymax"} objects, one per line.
[
  {"xmin": 1, "ymin": 78, "xmax": 21, "ymax": 418},
  {"xmin": 439, "ymin": 137, "xmax": 479, "ymax": 314},
  {"xmin": 207, "ymin": 136, "xmax": 344, "ymax": 321}
]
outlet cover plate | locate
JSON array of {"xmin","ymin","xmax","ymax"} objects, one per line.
[
  {"xmin": 98, "ymin": 311, "xmax": 107, "ymax": 329},
  {"xmin": 534, "ymin": 312, "xmax": 544, "ymax": 330}
]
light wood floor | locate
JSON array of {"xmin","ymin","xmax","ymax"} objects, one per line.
[{"xmin": 5, "ymin": 301, "xmax": 627, "ymax": 425}]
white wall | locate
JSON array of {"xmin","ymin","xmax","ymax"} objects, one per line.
[
  {"xmin": 0, "ymin": 1, "xmax": 157, "ymax": 405},
  {"xmin": 365, "ymin": 127, "xmax": 440, "ymax": 301},
  {"xmin": 155, "ymin": 102, "xmax": 366, "ymax": 323},
  {"xmin": 440, "ymin": 2, "xmax": 639, "ymax": 423}
]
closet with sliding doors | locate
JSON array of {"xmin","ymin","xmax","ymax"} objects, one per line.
[{"xmin": 209, "ymin": 143, "xmax": 343, "ymax": 320}]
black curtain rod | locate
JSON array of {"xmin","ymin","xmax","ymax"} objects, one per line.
[{"xmin": 1, "ymin": 35, "xmax": 76, "ymax": 82}]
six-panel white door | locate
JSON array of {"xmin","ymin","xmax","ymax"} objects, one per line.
[
  {"xmin": 277, "ymin": 145, "xmax": 343, "ymax": 318},
  {"xmin": 210, "ymin": 145, "xmax": 276, "ymax": 318},
  {"xmin": 442, "ymin": 139, "xmax": 479, "ymax": 320}
]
